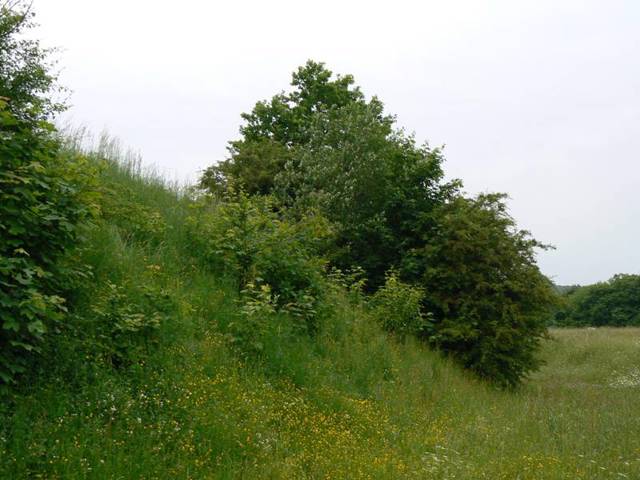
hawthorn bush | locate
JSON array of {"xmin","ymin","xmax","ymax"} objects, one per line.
[{"xmin": 406, "ymin": 194, "xmax": 556, "ymax": 387}]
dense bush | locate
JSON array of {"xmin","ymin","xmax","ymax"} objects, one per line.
[
  {"xmin": 406, "ymin": 194, "xmax": 556, "ymax": 387},
  {"xmin": 0, "ymin": 101, "xmax": 98, "ymax": 383},
  {"xmin": 88, "ymin": 281, "xmax": 171, "ymax": 368},
  {"xmin": 553, "ymin": 274, "xmax": 640, "ymax": 327},
  {"xmin": 370, "ymin": 270, "xmax": 428, "ymax": 340},
  {"xmin": 0, "ymin": 2, "xmax": 99, "ymax": 383},
  {"xmin": 187, "ymin": 191, "xmax": 332, "ymax": 335}
]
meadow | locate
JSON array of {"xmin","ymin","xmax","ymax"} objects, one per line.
[{"xmin": 1, "ymin": 151, "xmax": 638, "ymax": 480}]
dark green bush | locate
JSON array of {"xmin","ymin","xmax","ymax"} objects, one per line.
[{"xmin": 405, "ymin": 194, "xmax": 556, "ymax": 387}]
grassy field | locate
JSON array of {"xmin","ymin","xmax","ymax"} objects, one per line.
[{"xmin": 1, "ymin": 152, "xmax": 639, "ymax": 479}]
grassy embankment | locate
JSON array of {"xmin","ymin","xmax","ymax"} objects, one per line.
[{"xmin": 1, "ymin": 143, "xmax": 639, "ymax": 479}]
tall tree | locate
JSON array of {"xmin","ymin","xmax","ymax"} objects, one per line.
[
  {"xmin": 203, "ymin": 61, "xmax": 556, "ymax": 386},
  {"xmin": 277, "ymin": 99, "xmax": 456, "ymax": 287}
]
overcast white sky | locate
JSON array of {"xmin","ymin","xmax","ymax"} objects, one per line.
[{"xmin": 32, "ymin": 0, "xmax": 639, "ymax": 285}]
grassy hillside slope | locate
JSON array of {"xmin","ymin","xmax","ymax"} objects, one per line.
[{"xmin": 1, "ymin": 147, "xmax": 639, "ymax": 479}]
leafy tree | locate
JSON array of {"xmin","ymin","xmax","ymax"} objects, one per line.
[
  {"xmin": 0, "ymin": 1, "xmax": 65, "ymax": 125},
  {"xmin": 203, "ymin": 61, "xmax": 556, "ymax": 386},
  {"xmin": 200, "ymin": 61, "xmax": 456, "ymax": 287}
]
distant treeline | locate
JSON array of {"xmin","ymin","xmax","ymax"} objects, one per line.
[{"xmin": 552, "ymin": 274, "xmax": 640, "ymax": 327}]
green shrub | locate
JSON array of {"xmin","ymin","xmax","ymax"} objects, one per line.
[
  {"xmin": 187, "ymin": 190, "xmax": 331, "ymax": 334},
  {"xmin": 0, "ymin": 101, "xmax": 98, "ymax": 383},
  {"xmin": 370, "ymin": 270, "xmax": 428, "ymax": 339},
  {"xmin": 406, "ymin": 194, "xmax": 556, "ymax": 387},
  {"xmin": 228, "ymin": 282, "xmax": 279, "ymax": 355},
  {"xmin": 89, "ymin": 281, "xmax": 169, "ymax": 369},
  {"xmin": 0, "ymin": 1, "xmax": 99, "ymax": 384}
]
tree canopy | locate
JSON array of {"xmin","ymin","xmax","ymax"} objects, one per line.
[{"xmin": 200, "ymin": 60, "xmax": 366, "ymax": 195}]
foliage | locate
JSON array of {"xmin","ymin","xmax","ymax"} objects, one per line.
[
  {"xmin": 187, "ymin": 191, "xmax": 332, "ymax": 334},
  {"xmin": 277, "ymin": 99, "xmax": 456, "ymax": 288},
  {"xmin": 0, "ymin": 2, "xmax": 97, "ymax": 383},
  {"xmin": 100, "ymin": 183, "xmax": 167, "ymax": 245},
  {"xmin": 405, "ymin": 194, "xmax": 556, "ymax": 387},
  {"xmin": 201, "ymin": 61, "xmax": 456, "ymax": 289},
  {"xmin": 199, "ymin": 60, "xmax": 365, "ymax": 195},
  {"xmin": 228, "ymin": 282, "xmax": 279, "ymax": 355},
  {"xmin": 200, "ymin": 60, "xmax": 556, "ymax": 385},
  {"xmin": 88, "ymin": 281, "xmax": 169, "ymax": 368},
  {"xmin": 200, "ymin": 138, "xmax": 292, "ymax": 195},
  {"xmin": 0, "ymin": 101, "xmax": 98, "ymax": 383},
  {"xmin": 370, "ymin": 270, "xmax": 428, "ymax": 339},
  {"xmin": 0, "ymin": 0, "xmax": 66, "ymax": 125},
  {"xmin": 326, "ymin": 266, "xmax": 368, "ymax": 301},
  {"xmin": 553, "ymin": 274, "xmax": 640, "ymax": 326}
]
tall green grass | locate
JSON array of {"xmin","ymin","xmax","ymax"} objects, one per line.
[{"xmin": 1, "ymin": 145, "xmax": 639, "ymax": 479}]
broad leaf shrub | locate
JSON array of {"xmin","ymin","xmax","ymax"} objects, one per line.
[
  {"xmin": 187, "ymin": 190, "xmax": 332, "ymax": 342},
  {"xmin": 370, "ymin": 270, "xmax": 429, "ymax": 340},
  {"xmin": 228, "ymin": 282, "xmax": 279, "ymax": 355},
  {"xmin": 89, "ymin": 281, "xmax": 171, "ymax": 369},
  {"xmin": 0, "ymin": 101, "xmax": 99, "ymax": 383},
  {"xmin": 326, "ymin": 266, "xmax": 368, "ymax": 303}
]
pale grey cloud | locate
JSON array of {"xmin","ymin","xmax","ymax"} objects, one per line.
[{"xmin": 33, "ymin": 0, "xmax": 640, "ymax": 285}]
